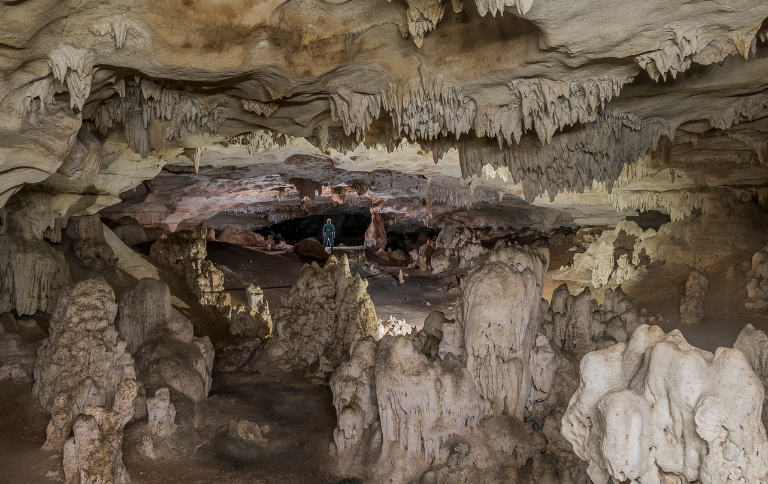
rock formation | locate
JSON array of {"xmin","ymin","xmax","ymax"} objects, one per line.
[
  {"xmin": 63, "ymin": 378, "xmax": 137, "ymax": 484},
  {"xmin": 146, "ymin": 387, "xmax": 177, "ymax": 438},
  {"xmin": 266, "ymin": 255, "xmax": 378, "ymax": 375},
  {"xmin": 747, "ymin": 244, "xmax": 768, "ymax": 310},
  {"xmin": 679, "ymin": 269, "xmax": 708, "ymax": 325},
  {"xmin": 541, "ymin": 284, "xmax": 645, "ymax": 359},
  {"xmin": 0, "ymin": 313, "xmax": 38, "ymax": 381},
  {"xmin": 330, "ymin": 244, "xmax": 568, "ymax": 483},
  {"xmin": 117, "ymin": 278, "xmax": 213, "ymax": 403},
  {"xmin": 734, "ymin": 324, "xmax": 768, "ymax": 429},
  {"xmin": 430, "ymin": 225, "xmax": 486, "ymax": 274},
  {"xmin": 66, "ymin": 214, "xmax": 116, "ymax": 269},
  {"xmin": 229, "ymin": 284, "xmax": 272, "ymax": 338},
  {"xmin": 364, "ymin": 212, "xmax": 387, "ymax": 250},
  {"xmin": 0, "ymin": 190, "xmax": 71, "ymax": 316},
  {"xmin": 563, "ymin": 325, "xmax": 768, "ymax": 484},
  {"xmin": 33, "ymin": 278, "xmax": 135, "ymax": 455},
  {"xmin": 217, "ymin": 226, "xmax": 273, "ymax": 249},
  {"xmin": 150, "ymin": 226, "xmax": 231, "ymax": 315},
  {"xmin": 228, "ymin": 420, "xmax": 268, "ymax": 445}
]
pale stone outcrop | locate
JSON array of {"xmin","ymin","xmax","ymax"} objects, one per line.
[
  {"xmin": 734, "ymin": 324, "xmax": 768, "ymax": 429},
  {"xmin": 33, "ymin": 278, "xmax": 135, "ymax": 454},
  {"xmin": 63, "ymin": 378, "xmax": 137, "ymax": 484},
  {"xmin": 331, "ymin": 245, "xmax": 561, "ymax": 483},
  {"xmin": 747, "ymin": 244, "xmax": 768, "ymax": 310},
  {"xmin": 116, "ymin": 278, "xmax": 194, "ymax": 354},
  {"xmin": 569, "ymin": 220, "xmax": 646, "ymax": 288},
  {"xmin": 461, "ymin": 242, "xmax": 549, "ymax": 420},
  {"xmin": 374, "ymin": 316, "xmax": 413, "ymax": 339},
  {"xmin": 430, "ymin": 225, "xmax": 486, "ymax": 274},
  {"xmin": 0, "ymin": 190, "xmax": 71, "ymax": 316},
  {"xmin": 228, "ymin": 420, "xmax": 268, "ymax": 445},
  {"xmin": 150, "ymin": 225, "xmax": 231, "ymax": 315},
  {"xmin": 146, "ymin": 387, "xmax": 177, "ymax": 438},
  {"xmin": 679, "ymin": 269, "xmax": 708, "ymax": 325},
  {"xmin": 562, "ymin": 325, "xmax": 768, "ymax": 484},
  {"xmin": 266, "ymin": 255, "xmax": 378, "ymax": 375},
  {"xmin": 229, "ymin": 284, "xmax": 272, "ymax": 339},
  {"xmin": 117, "ymin": 278, "xmax": 213, "ymax": 403},
  {"xmin": 541, "ymin": 284, "xmax": 646, "ymax": 359}
]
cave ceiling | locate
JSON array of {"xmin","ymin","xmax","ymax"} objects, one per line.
[{"xmin": 2, "ymin": 0, "xmax": 768, "ymax": 227}]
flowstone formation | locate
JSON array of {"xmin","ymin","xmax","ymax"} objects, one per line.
[
  {"xmin": 734, "ymin": 324, "xmax": 768, "ymax": 429},
  {"xmin": 63, "ymin": 378, "xmax": 137, "ymax": 484},
  {"xmin": 679, "ymin": 269, "xmax": 708, "ymax": 325},
  {"xmin": 117, "ymin": 278, "xmax": 213, "ymax": 403},
  {"xmin": 0, "ymin": 190, "xmax": 71, "ymax": 316},
  {"xmin": 33, "ymin": 277, "xmax": 136, "ymax": 481},
  {"xmin": 541, "ymin": 284, "xmax": 645, "ymax": 359},
  {"xmin": 150, "ymin": 225, "xmax": 231, "ymax": 315},
  {"xmin": 330, "ymin": 244, "xmax": 585, "ymax": 484},
  {"xmin": 430, "ymin": 225, "xmax": 486, "ymax": 274},
  {"xmin": 265, "ymin": 255, "xmax": 378, "ymax": 375},
  {"xmin": 563, "ymin": 325, "xmax": 768, "ymax": 484}
]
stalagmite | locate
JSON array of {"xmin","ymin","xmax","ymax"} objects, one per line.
[
  {"xmin": 679, "ymin": 269, "xmax": 708, "ymax": 325},
  {"xmin": 150, "ymin": 226, "xmax": 232, "ymax": 316},
  {"xmin": 734, "ymin": 324, "xmax": 768, "ymax": 429},
  {"xmin": 33, "ymin": 278, "xmax": 135, "ymax": 453},
  {"xmin": 562, "ymin": 325, "xmax": 768, "ymax": 484},
  {"xmin": 117, "ymin": 278, "xmax": 214, "ymax": 403},
  {"xmin": 265, "ymin": 255, "xmax": 378, "ymax": 375},
  {"xmin": 62, "ymin": 378, "xmax": 137, "ymax": 484}
]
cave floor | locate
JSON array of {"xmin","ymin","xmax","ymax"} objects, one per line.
[{"xmin": 2, "ymin": 237, "xmax": 767, "ymax": 483}]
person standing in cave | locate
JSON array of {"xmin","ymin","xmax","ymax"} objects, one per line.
[{"xmin": 323, "ymin": 218, "xmax": 335, "ymax": 249}]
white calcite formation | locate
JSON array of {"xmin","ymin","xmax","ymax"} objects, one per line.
[
  {"xmin": 430, "ymin": 225, "xmax": 486, "ymax": 274},
  {"xmin": 66, "ymin": 214, "xmax": 116, "ymax": 269},
  {"xmin": 541, "ymin": 284, "xmax": 645, "ymax": 359},
  {"xmin": 33, "ymin": 278, "xmax": 135, "ymax": 454},
  {"xmin": 146, "ymin": 387, "xmax": 177, "ymax": 438},
  {"xmin": 734, "ymin": 324, "xmax": 768, "ymax": 429},
  {"xmin": 562, "ymin": 325, "xmax": 768, "ymax": 484},
  {"xmin": 747, "ymin": 244, "xmax": 768, "ymax": 310},
  {"xmin": 0, "ymin": 190, "xmax": 71, "ymax": 316},
  {"xmin": 266, "ymin": 255, "xmax": 378, "ymax": 375},
  {"xmin": 330, "ymin": 244, "xmax": 566, "ymax": 483},
  {"xmin": 62, "ymin": 378, "xmax": 137, "ymax": 484},
  {"xmin": 117, "ymin": 278, "xmax": 213, "ymax": 403},
  {"xmin": 0, "ymin": 312, "xmax": 39, "ymax": 381},
  {"xmin": 375, "ymin": 316, "xmax": 414, "ymax": 340},
  {"xmin": 462, "ymin": 242, "xmax": 550, "ymax": 420},
  {"xmin": 150, "ymin": 225, "xmax": 231, "ymax": 315},
  {"xmin": 570, "ymin": 220, "xmax": 646, "ymax": 288},
  {"xmin": 679, "ymin": 269, "xmax": 708, "ymax": 325},
  {"xmin": 229, "ymin": 284, "xmax": 272, "ymax": 339}
]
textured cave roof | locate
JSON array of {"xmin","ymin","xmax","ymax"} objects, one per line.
[{"xmin": 1, "ymin": 0, "xmax": 768, "ymax": 224}]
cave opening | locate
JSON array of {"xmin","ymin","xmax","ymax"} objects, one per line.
[{"xmin": 256, "ymin": 212, "xmax": 372, "ymax": 246}]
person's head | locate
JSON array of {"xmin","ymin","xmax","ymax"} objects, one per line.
[{"xmin": 327, "ymin": 218, "xmax": 331, "ymax": 223}]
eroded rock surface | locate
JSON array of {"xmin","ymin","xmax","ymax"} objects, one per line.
[
  {"xmin": 563, "ymin": 325, "xmax": 768, "ymax": 484},
  {"xmin": 266, "ymin": 255, "xmax": 377, "ymax": 375},
  {"xmin": 118, "ymin": 278, "xmax": 213, "ymax": 403},
  {"xmin": 33, "ymin": 277, "xmax": 135, "ymax": 454},
  {"xmin": 680, "ymin": 269, "xmax": 708, "ymax": 325}
]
